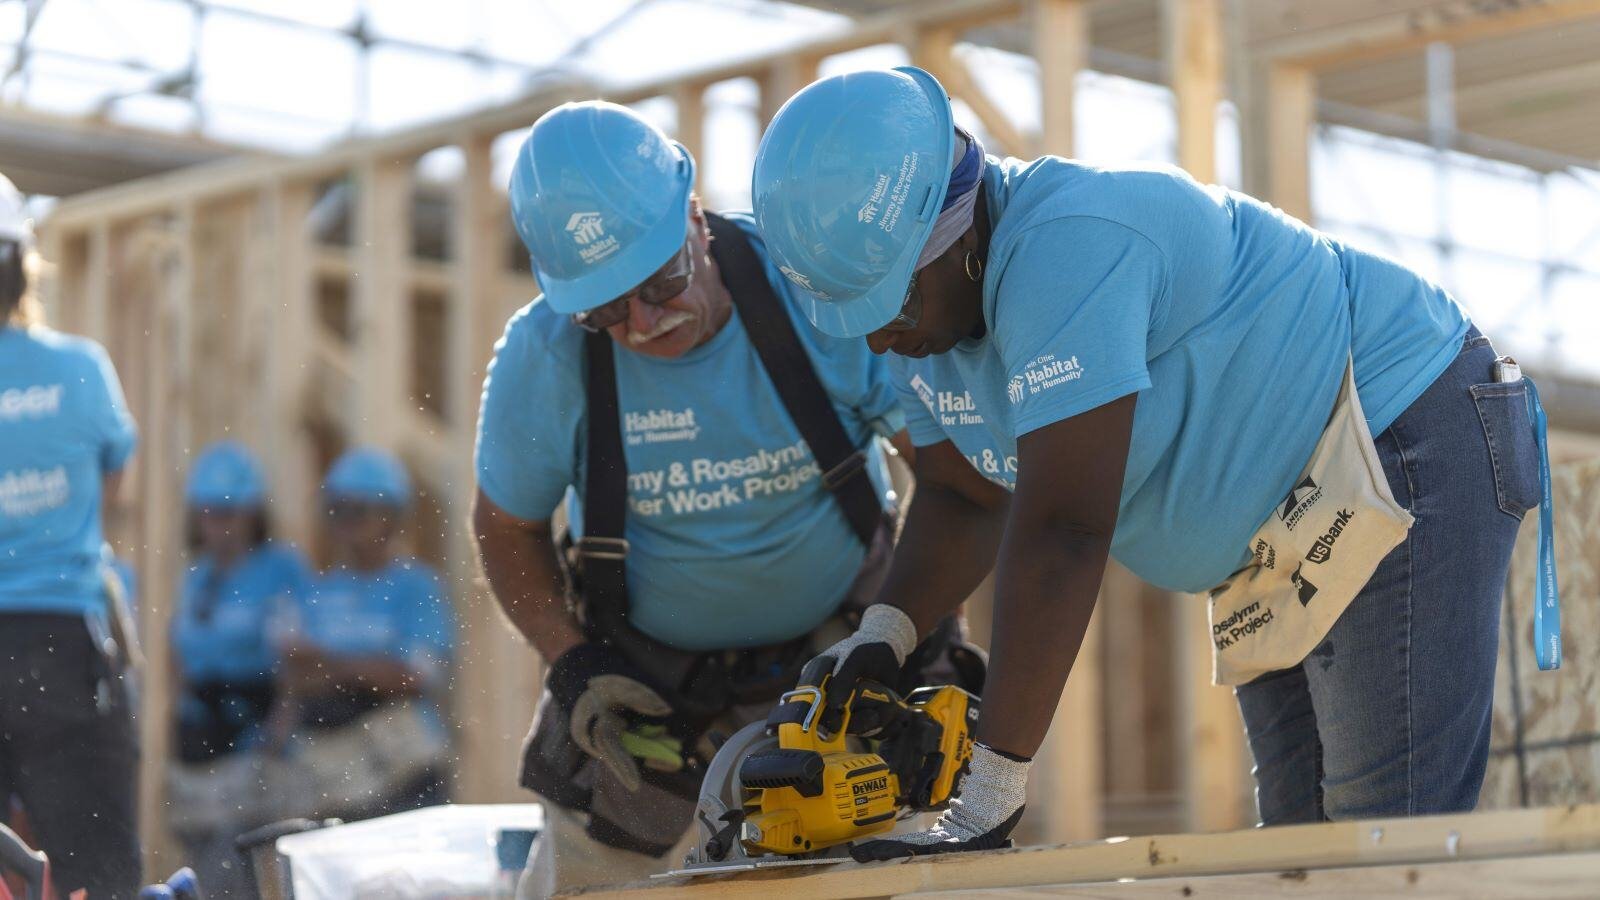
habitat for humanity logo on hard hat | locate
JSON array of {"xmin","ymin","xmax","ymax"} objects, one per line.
[{"xmin": 565, "ymin": 211, "xmax": 618, "ymax": 265}]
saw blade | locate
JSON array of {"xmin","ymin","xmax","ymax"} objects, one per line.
[{"xmin": 659, "ymin": 855, "xmax": 850, "ymax": 878}]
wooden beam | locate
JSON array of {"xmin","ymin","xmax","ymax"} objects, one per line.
[
  {"xmin": 350, "ymin": 158, "xmax": 413, "ymax": 447},
  {"xmin": 587, "ymin": 804, "xmax": 1600, "ymax": 898},
  {"xmin": 44, "ymin": 0, "xmax": 1029, "ymax": 232},
  {"xmin": 264, "ymin": 181, "xmax": 319, "ymax": 549},
  {"xmin": 1034, "ymin": 0, "xmax": 1087, "ymax": 157},
  {"xmin": 1262, "ymin": 0, "xmax": 1600, "ymax": 71},
  {"xmin": 674, "ymin": 83, "xmax": 707, "ymax": 188},
  {"xmin": 136, "ymin": 201, "xmax": 197, "ymax": 875},
  {"xmin": 1166, "ymin": 0, "xmax": 1223, "ymax": 184},
  {"xmin": 84, "ymin": 221, "xmax": 110, "ymax": 342},
  {"xmin": 1178, "ymin": 598, "xmax": 1250, "ymax": 832},
  {"xmin": 757, "ymin": 56, "xmax": 820, "ymax": 129},
  {"xmin": 917, "ymin": 28, "xmax": 1033, "ymax": 158},
  {"xmin": 446, "ymin": 131, "xmax": 539, "ymax": 806},
  {"xmin": 1267, "ymin": 63, "xmax": 1314, "ymax": 223},
  {"xmin": 1018, "ymin": 607, "xmax": 1104, "ymax": 844},
  {"xmin": 910, "ymin": 851, "xmax": 1600, "ymax": 897}
]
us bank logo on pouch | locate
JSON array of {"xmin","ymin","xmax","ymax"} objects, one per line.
[
  {"xmin": 1305, "ymin": 508, "xmax": 1355, "ymax": 564},
  {"xmin": 1277, "ymin": 475, "xmax": 1322, "ymax": 530},
  {"xmin": 565, "ymin": 212, "xmax": 619, "ymax": 264},
  {"xmin": 1290, "ymin": 564, "xmax": 1319, "ymax": 606},
  {"xmin": 623, "ymin": 407, "xmax": 700, "ymax": 445}
]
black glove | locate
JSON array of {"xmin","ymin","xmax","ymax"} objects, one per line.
[
  {"xmin": 799, "ymin": 604, "xmax": 918, "ymax": 736},
  {"xmin": 547, "ymin": 644, "xmax": 676, "ymax": 792}
]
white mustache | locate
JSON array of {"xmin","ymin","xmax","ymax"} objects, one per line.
[{"xmin": 628, "ymin": 311, "xmax": 696, "ymax": 345}]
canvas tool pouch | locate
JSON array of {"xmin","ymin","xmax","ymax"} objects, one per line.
[{"xmin": 1208, "ymin": 359, "xmax": 1414, "ymax": 686}]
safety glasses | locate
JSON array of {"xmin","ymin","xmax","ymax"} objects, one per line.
[
  {"xmin": 881, "ymin": 274, "xmax": 921, "ymax": 332},
  {"xmin": 570, "ymin": 242, "xmax": 696, "ymax": 333}
]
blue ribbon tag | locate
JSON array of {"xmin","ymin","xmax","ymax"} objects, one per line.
[{"xmin": 1527, "ymin": 378, "xmax": 1561, "ymax": 670}]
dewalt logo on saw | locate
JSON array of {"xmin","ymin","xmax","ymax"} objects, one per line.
[{"xmin": 851, "ymin": 776, "xmax": 889, "ymax": 796}]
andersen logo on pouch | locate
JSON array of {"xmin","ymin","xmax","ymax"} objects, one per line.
[
  {"xmin": 1277, "ymin": 475, "xmax": 1322, "ymax": 530},
  {"xmin": 1305, "ymin": 508, "xmax": 1355, "ymax": 564}
]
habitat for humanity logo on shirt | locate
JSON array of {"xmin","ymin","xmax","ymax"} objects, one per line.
[
  {"xmin": 625, "ymin": 407, "xmax": 700, "ymax": 445},
  {"xmin": 910, "ymin": 374, "xmax": 984, "ymax": 428},
  {"xmin": 1009, "ymin": 354, "xmax": 1084, "ymax": 404}
]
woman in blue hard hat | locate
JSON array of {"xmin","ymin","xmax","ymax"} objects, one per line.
[
  {"xmin": 168, "ymin": 441, "xmax": 311, "ymax": 892},
  {"xmin": 752, "ymin": 67, "xmax": 1555, "ymax": 855},
  {"xmin": 277, "ymin": 447, "xmax": 455, "ymax": 819},
  {"xmin": 0, "ymin": 171, "xmax": 143, "ymax": 897}
]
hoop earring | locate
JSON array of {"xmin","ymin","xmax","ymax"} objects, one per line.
[{"xmin": 964, "ymin": 250, "xmax": 983, "ymax": 282}]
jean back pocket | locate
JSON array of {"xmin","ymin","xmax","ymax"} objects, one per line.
[{"xmin": 1469, "ymin": 379, "xmax": 1541, "ymax": 517}]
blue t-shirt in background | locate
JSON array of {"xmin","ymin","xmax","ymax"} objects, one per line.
[
  {"xmin": 893, "ymin": 157, "xmax": 1467, "ymax": 594},
  {"xmin": 476, "ymin": 214, "xmax": 905, "ymax": 651},
  {"xmin": 296, "ymin": 559, "xmax": 454, "ymax": 677},
  {"xmin": 172, "ymin": 542, "xmax": 312, "ymax": 686},
  {"xmin": 0, "ymin": 325, "xmax": 137, "ymax": 614},
  {"xmin": 296, "ymin": 558, "xmax": 456, "ymax": 737}
]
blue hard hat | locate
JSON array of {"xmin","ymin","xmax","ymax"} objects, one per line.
[
  {"xmin": 509, "ymin": 101, "xmax": 697, "ymax": 315},
  {"xmin": 186, "ymin": 441, "xmax": 266, "ymax": 509},
  {"xmin": 752, "ymin": 67, "xmax": 955, "ymax": 338},
  {"xmin": 323, "ymin": 447, "xmax": 411, "ymax": 507}
]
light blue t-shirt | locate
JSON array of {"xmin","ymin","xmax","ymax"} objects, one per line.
[
  {"xmin": 296, "ymin": 559, "xmax": 455, "ymax": 679},
  {"xmin": 172, "ymin": 543, "xmax": 312, "ymax": 685},
  {"xmin": 893, "ymin": 158, "xmax": 1467, "ymax": 594},
  {"xmin": 476, "ymin": 214, "xmax": 906, "ymax": 651},
  {"xmin": 0, "ymin": 325, "xmax": 138, "ymax": 614},
  {"xmin": 296, "ymin": 558, "xmax": 455, "ymax": 737}
]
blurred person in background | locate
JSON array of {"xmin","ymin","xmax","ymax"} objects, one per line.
[
  {"xmin": 274, "ymin": 447, "xmax": 455, "ymax": 821},
  {"xmin": 0, "ymin": 172, "xmax": 142, "ymax": 897},
  {"xmin": 167, "ymin": 441, "xmax": 311, "ymax": 895}
]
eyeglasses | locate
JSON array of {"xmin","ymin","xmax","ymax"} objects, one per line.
[
  {"xmin": 571, "ymin": 242, "xmax": 696, "ymax": 333},
  {"xmin": 881, "ymin": 274, "xmax": 921, "ymax": 332}
]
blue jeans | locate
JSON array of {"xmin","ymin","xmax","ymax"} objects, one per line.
[{"xmin": 1235, "ymin": 326, "xmax": 1543, "ymax": 823}]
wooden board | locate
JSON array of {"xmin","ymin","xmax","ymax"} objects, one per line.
[
  {"xmin": 903, "ymin": 850, "xmax": 1600, "ymax": 897},
  {"xmin": 578, "ymin": 804, "xmax": 1600, "ymax": 898}
]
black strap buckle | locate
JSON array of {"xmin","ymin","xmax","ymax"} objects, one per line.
[
  {"xmin": 575, "ymin": 536, "xmax": 629, "ymax": 561},
  {"xmin": 821, "ymin": 450, "xmax": 867, "ymax": 492}
]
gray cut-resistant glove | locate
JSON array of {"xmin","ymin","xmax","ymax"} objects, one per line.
[
  {"xmin": 799, "ymin": 604, "xmax": 919, "ymax": 735},
  {"xmin": 547, "ymin": 644, "xmax": 675, "ymax": 793},
  {"xmin": 850, "ymin": 743, "xmax": 1030, "ymax": 862}
]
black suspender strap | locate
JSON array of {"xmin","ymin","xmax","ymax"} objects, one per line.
[
  {"xmin": 705, "ymin": 212, "xmax": 883, "ymax": 547},
  {"xmin": 578, "ymin": 328, "xmax": 631, "ymax": 636},
  {"xmin": 576, "ymin": 214, "xmax": 885, "ymax": 659}
]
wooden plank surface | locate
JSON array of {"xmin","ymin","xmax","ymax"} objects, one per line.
[
  {"xmin": 578, "ymin": 804, "xmax": 1600, "ymax": 898},
  {"xmin": 902, "ymin": 850, "xmax": 1600, "ymax": 897}
]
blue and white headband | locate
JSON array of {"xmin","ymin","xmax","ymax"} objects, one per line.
[{"xmin": 915, "ymin": 129, "xmax": 986, "ymax": 271}]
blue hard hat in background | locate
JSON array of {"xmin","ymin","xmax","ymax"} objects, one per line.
[
  {"xmin": 323, "ymin": 447, "xmax": 412, "ymax": 508},
  {"xmin": 509, "ymin": 101, "xmax": 697, "ymax": 315},
  {"xmin": 186, "ymin": 441, "xmax": 266, "ymax": 509},
  {"xmin": 752, "ymin": 66, "xmax": 954, "ymax": 338}
]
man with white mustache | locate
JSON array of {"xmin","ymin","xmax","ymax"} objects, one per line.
[{"xmin": 473, "ymin": 102, "xmax": 969, "ymax": 897}]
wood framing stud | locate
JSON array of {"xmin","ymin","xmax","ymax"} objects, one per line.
[{"xmin": 1034, "ymin": 0, "xmax": 1086, "ymax": 158}]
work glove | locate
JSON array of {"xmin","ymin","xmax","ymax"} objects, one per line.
[
  {"xmin": 547, "ymin": 644, "xmax": 677, "ymax": 793},
  {"xmin": 850, "ymin": 742, "xmax": 1030, "ymax": 862},
  {"xmin": 799, "ymin": 604, "xmax": 918, "ymax": 736}
]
